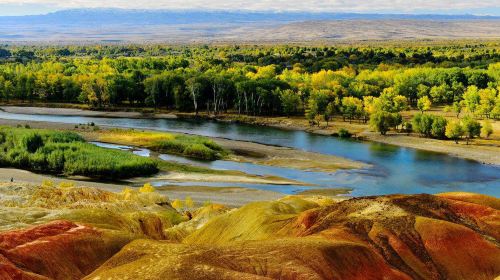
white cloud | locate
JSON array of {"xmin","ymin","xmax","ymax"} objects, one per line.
[{"xmin": 0, "ymin": 0, "xmax": 499, "ymax": 13}]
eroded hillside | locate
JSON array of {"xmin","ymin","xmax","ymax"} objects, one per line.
[{"xmin": 0, "ymin": 183, "xmax": 498, "ymax": 280}]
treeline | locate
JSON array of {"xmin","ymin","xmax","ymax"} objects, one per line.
[
  {"xmin": 1, "ymin": 42, "xmax": 499, "ymax": 68},
  {"xmin": 0, "ymin": 44, "xmax": 499, "ymax": 126}
]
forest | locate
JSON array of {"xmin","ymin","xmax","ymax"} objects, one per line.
[{"xmin": 0, "ymin": 42, "xmax": 499, "ymax": 140}]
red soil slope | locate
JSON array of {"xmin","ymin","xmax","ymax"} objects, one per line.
[{"xmin": 0, "ymin": 220, "xmax": 129, "ymax": 280}]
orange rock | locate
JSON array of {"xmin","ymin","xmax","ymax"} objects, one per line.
[{"xmin": 0, "ymin": 220, "xmax": 130, "ymax": 280}]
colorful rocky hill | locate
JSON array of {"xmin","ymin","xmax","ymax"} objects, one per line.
[{"xmin": 0, "ymin": 182, "xmax": 498, "ymax": 280}]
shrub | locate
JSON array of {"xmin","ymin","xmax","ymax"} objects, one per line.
[
  {"xmin": 58, "ymin": 181, "xmax": 75, "ymax": 189},
  {"xmin": 412, "ymin": 113, "xmax": 434, "ymax": 137},
  {"xmin": 338, "ymin": 128, "xmax": 352, "ymax": 138},
  {"xmin": 430, "ymin": 116, "xmax": 448, "ymax": 139},
  {"xmin": 22, "ymin": 133, "xmax": 44, "ymax": 153},
  {"xmin": 446, "ymin": 121, "xmax": 463, "ymax": 144},
  {"xmin": 462, "ymin": 117, "xmax": 482, "ymax": 144},
  {"xmin": 402, "ymin": 121, "xmax": 412, "ymax": 134},
  {"xmin": 157, "ymin": 140, "xmax": 188, "ymax": 154},
  {"xmin": 370, "ymin": 111, "xmax": 401, "ymax": 135},
  {"xmin": 185, "ymin": 196, "xmax": 195, "ymax": 208},
  {"xmin": 139, "ymin": 183, "xmax": 155, "ymax": 193},
  {"xmin": 412, "ymin": 114, "xmax": 448, "ymax": 138},
  {"xmin": 171, "ymin": 199, "xmax": 183, "ymax": 210},
  {"xmin": 183, "ymin": 144, "xmax": 218, "ymax": 160},
  {"xmin": 201, "ymin": 139, "xmax": 225, "ymax": 152},
  {"xmin": 46, "ymin": 149, "xmax": 65, "ymax": 171},
  {"xmin": 481, "ymin": 121, "xmax": 493, "ymax": 138}
]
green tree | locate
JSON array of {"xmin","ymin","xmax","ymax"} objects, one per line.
[
  {"xmin": 279, "ymin": 89, "xmax": 301, "ymax": 117},
  {"xmin": 444, "ymin": 101, "xmax": 463, "ymax": 118},
  {"xmin": 462, "ymin": 117, "xmax": 482, "ymax": 145},
  {"xmin": 430, "ymin": 116, "xmax": 448, "ymax": 139},
  {"xmin": 369, "ymin": 111, "xmax": 401, "ymax": 135},
  {"xmin": 375, "ymin": 87, "xmax": 408, "ymax": 113},
  {"xmin": 477, "ymin": 88, "xmax": 497, "ymax": 119},
  {"xmin": 416, "ymin": 84, "xmax": 429, "ymax": 98},
  {"xmin": 324, "ymin": 102, "xmax": 337, "ymax": 126},
  {"xmin": 412, "ymin": 113, "xmax": 434, "ymax": 137},
  {"xmin": 463, "ymin": 86, "xmax": 480, "ymax": 114},
  {"xmin": 429, "ymin": 84, "xmax": 451, "ymax": 104},
  {"xmin": 341, "ymin": 96, "xmax": 363, "ymax": 123}
]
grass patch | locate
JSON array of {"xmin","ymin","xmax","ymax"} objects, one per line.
[
  {"xmin": 95, "ymin": 129, "xmax": 228, "ymax": 161},
  {"xmin": 0, "ymin": 127, "xmax": 158, "ymax": 179}
]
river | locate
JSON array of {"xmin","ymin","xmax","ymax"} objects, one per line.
[{"xmin": 0, "ymin": 109, "xmax": 499, "ymax": 197}]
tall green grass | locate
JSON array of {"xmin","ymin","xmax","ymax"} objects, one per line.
[{"xmin": 0, "ymin": 127, "xmax": 158, "ymax": 179}]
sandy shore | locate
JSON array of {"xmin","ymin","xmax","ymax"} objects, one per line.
[
  {"xmin": 202, "ymin": 114, "xmax": 500, "ymax": 165},
  {"xmin": 150, "ymin": 172, "xmax": 304, "ymax": 186},
  {"xmin": 0, "ymin": 168, "xmax": 287, "ymax": 207},
  {"xmin": 0, "ymin": 168, "xmax": 126, "ymax": 193},
  {"xmin": 217, "ymin": 138, "xmax": 366, "ymax": 171},
  {"xmin": 0, "ymin": 106, "xmax": 177, "ymax": 119},
  {"xmin": 155, "ymin": 186, "xmax": 286, "ymax": 207}
]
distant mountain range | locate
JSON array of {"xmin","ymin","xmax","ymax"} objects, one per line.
[
  {"xmin": 1, "ymin": 9, "xmax": 499, "ymax": 25},
  {"xmin": 1, "ymin": 9, "xmax": 499, "ymax": 43}
]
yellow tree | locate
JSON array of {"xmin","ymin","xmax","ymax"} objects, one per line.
[{"xmin": 417, "ymin": 96, "xmax": 432, "ymax": 114}]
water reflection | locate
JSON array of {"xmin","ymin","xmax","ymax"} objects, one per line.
[{"xmin": 1, "ymin": 109, "xmax": 498, "ymax": 197}]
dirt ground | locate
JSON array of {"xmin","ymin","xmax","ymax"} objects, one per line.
[{"xmin": 0, "ymin": 168, "xmax": 289, "ymax": 207}]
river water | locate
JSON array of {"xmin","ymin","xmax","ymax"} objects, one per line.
[{"xmin": 1, "ymin": 110, "xmax": 499, "ymax": 197}]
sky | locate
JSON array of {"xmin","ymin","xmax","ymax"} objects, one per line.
[{"xmin": 0, "ymin": 0, "xmax": 499, "ymax": 16}]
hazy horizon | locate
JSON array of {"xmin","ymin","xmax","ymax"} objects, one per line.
[{"xmin": 0, "ymin": 1, "xmax": 499, "ymax": 16}]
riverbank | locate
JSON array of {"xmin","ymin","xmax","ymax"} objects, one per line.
[
  {"xmin": 183, "ymin": 112, "xmax": 500, "ymax": 166},
  {"xmin": 0, "ymin": 118, "xmax": 318, "ymax": 192},
  {"xmin": 1, "ymin": 105, "xmax": 498, "ymax": 165},
  {"xmin": 0, "ymin": 117, "xmax": 365, "ymax": 202},
  {"xmin": 0, "ymin": 106, "xmax": 366, "ymax": 172},
  {"xmin": 0, "ymin": 168, "xmax": 290, "ymax": 207}
]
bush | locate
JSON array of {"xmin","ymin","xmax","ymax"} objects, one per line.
[
  {"xmin": 183, "ymin": 144, "xmax": 218, "ymax": 160},
  {"xmin": 402, "ymin": 121, "xmax": 412, "ymax": 134},
  {"xmin": 462, "ymin": 117, "xmax": 481, "ymax": 144},
  {"xmin": 446, "ymin": 121, "xmax": 463, "ymax": 144},
  {"xmin": 157, "ymin": 140, "xmax": 188, "ymax": 154},
  {"xmin": 338, "ymin": 128, "xmax": 352, "ymax": 138},
  {"xmin": 430, "ymin": 116, "xmax": 448, "ymax": 139},
  {"xmin": 481, "ymin": 121, "xmax": 493, "ymax": 138},
  {"xmin": 22, "ymin": 133, "xmax": 44, "ymax": 153},
  {"xmin": 412, "ymin": 114, "xmax": 447, "ymax": 139},
  {"xmin": 370, "ymin": 111, "xmax": 401, "ymax": 135},
  {"xmin": 412, "ymin": 113, "xmax": 433, "ymax": 137}
]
